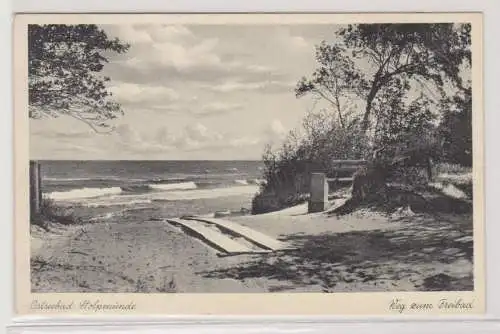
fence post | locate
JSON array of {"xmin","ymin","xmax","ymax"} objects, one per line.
[
  {"xmin": 30, "ymin": 160, "xmax": 42, "ymax": 218},
  {"xmin": 308, "ymin": 172, "xmax": 328, "ymax": 213}
]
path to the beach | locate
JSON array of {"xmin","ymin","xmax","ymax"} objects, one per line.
[{"xmin": 31, "ymin": 198, "xmax": 474, "ymax": 293}]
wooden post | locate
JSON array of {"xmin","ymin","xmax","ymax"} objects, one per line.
[
  {"xmin": 308, "ymin": 172, "xmax": 328, "ymax": 213},
  {"xmin": 29, "ymin": 160, "xmax": 42, "ymax": 218}
]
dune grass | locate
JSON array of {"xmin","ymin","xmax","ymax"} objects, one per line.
[{"xmin": 31, "ymin": 197, "xmax": 82, "ymax": 230}]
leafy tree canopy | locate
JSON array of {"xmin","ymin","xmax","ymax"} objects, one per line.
[
  {"xmin": 28, "ymin": 24, "xmax": 130, "ymax": 132},
  {"xmin": 295, "ymin": 42, "xmax": 365, "ymax": 129},
  {"xmin": 298, "ymin": 23, "xmax": 472, "ymax": 132},
  {"xmin": 341, "ymin": 23, "xmax": 471, "ymax": 131}
]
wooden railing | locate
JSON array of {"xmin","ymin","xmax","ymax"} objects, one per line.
[{"xmin": 326, "ymin": 159, "xmax": 368, "ymax": 183}]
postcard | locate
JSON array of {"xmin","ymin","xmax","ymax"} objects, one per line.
[{"xmin": 13, "ymin": 12, "xmax": 484, "ymax": 316}]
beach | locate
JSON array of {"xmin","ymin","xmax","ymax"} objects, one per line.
[
  {"xmin": 30, "ymin": 160, "xmax": 474, "ymax": 293},
  {"xmin": 31, "ymin": 197, "xmax": 473, "ymax": 293}
]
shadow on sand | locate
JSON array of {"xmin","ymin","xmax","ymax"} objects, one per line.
[
  {"xmin": 330, "ymin": 184, "xmax": 472, "ymax": 217},
  {"xmin": 200, "ymin": 209, "xmax": 473, "ymax": 292}
]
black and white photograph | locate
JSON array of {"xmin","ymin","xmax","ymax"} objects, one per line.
[{"xmin": 21, "ymin": 14, "xmax": 483, "ymax": 308}]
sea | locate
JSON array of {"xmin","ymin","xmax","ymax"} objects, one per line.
[{"xmin": 39, "ymin": 160, "xmax": 265, "ymax": 222}]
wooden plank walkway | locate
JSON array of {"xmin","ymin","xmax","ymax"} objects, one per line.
[
  {"xmin": 166, "ymin": 218, "xmax": 269, "ymax": 256},
  {"xmin": 183, "ymin": 216, "xmax": 294, "ymax": 251}
]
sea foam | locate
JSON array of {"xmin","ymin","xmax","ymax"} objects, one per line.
[
  {"xmin": 77, "ymin": 185, "xmax": 260, "ymax": 207},
  {"xmin": 47, "ymin": 181, "xmax": 199, "ymax": 201},
  {"xmin": 45, "ymin": 177, "xmax": 259, "ymax": 207},
  {"xmin": 150, "ymin": 181, "xmax": 197, "ymax": 191},
  {"xmin": 47, "ymin": 187, "xmax": 123, "ymax": 201}
]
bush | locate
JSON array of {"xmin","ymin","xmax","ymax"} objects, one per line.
[
  {"xmin": 252, "ymin": 110, "xmax": 369, "ymax": 214},
  {"xmin": 437, "ymin": 88, "xmax": 472, "ymax": 167},
  {"xmin": 436, "ymin": 163, "xmax": 472, "ymax": 175},
  {"xmin": 252, "ymin": 190, "xmax": 309, "ymax": 215},
  {"xmin": 31, "ymin": 197, "xmax": 81, "ymax": 228},
  {"xmin": 253, "ymin": 90, "xmax": 472, "ymax": 215}
]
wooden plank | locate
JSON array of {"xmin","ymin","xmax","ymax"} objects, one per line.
[
  {"xmin": 166, "ymin": 218, "xmax": 256, "ymax": 255},
  {"xmin": 327, "ymin": 177, "xmax": 354, "ymax": 182},
  {"xmin": 329, "ymin": 166, "xmax": 361, "ymax": 173},
  {"xmin": 330, "ymin": 160, "xmax": 367, "ymax": 165},
  {"xmin": 183, "ymin": 217, "xmax": 294, "ymax": 251}
]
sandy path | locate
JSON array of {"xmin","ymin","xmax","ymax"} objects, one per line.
[
  {"xmin": 228, "ymin": 209, "xmax": 473, "ymax": 292},
  {"xmin": 31, "ymin": 220, "xmax": 269, "ymax": 293},
  {"xmin": 231, "ymin": 202, "xmax": 399, "ymax": 239},
  {"xmin": 31, "ymin": 201, "xmax": 474, "ymax": 293}
]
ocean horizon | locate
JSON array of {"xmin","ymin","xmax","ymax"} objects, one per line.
[{"xmin": 36, "ymin": 159, "xmax": 266, "ymax": 221}]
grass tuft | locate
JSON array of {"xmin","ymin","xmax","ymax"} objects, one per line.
[{"xmin": 31, "ymin": 197, "xmax": 81, "ymax": 229}]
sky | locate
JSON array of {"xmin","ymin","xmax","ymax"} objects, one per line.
[{"xmin": 29, "ymin": 24, "xmax": 343, "ymax": 160}]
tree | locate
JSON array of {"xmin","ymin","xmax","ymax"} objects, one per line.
[
  {"xmin": 338, "ymin": 23, "xmax": 472, "ymax": 131},
  {"xmin": 436, "ymin": 24, "xmax": 472, "ymax": 166},
  {"xmin": 437, "ymin": 86, "xmax": 472, "ymax": 166},
  {"xmin": 28, "ymin": 24, "xmax": 129, "ymax": 132},
  {"xmin": 295, "ymin": 42, "xmax": 365, "ymax": 129}
]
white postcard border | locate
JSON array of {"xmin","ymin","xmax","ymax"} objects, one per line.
[{"xmin": 11, "ymin": 10, "xmax": 484, "ymax": 315}]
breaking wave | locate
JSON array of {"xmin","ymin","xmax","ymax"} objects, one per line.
[
  {"xmin": 149, "ymin": 181, "xmax": 197, "ymax": 191},
  {"xmin": 47, "ymin": 187, "xmax": 123, "ymax": 201},
  {"xmin": 45, "ymin": 179, "xmax": 262, "ymax": 204},
  {"xmin": 69, "ymin": 185, "xmax": 260, "ymax": 207}
]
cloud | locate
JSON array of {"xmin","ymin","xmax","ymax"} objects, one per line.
[
  {"xmin": 270, "ymin": 119, "xmax": 286, "ymax": 135},
  {"xmin": 103, "ymin": 24, "xmax": 287, "ymax": 88},
  {"xmin": 192, "ymin": 102, "xmax": 244, "ymax": 116},
  {"xmin": 105, "ymin": 25, "xmax": 195, "ymax": 45},
  {"xmin": 289, "ymin": 35, "xmax": 309, "ymax": 48},
  {"xmin": 145, "ymin": 25, "xmax": 194, "ymax": 43},
  {"xmin": 109, "ymin": 83, "xmax": 179, "ymax": 105},
  {"xmin": 31, "ymin": 24, "xmax": 346, "ymax": 160},
  {"xmin": 122, "ymin": 37, "xmax": 221, "ymax": 72},
  {"xmin": 115, "ymin": 45, "xmax": 281, "ymax": 83},
  {"xmin": 54, "ymin": 142, "xmax": 106, "ymax": 154},
  {"xmin": 184, "ymin": 123, "xmax": 223, "ymax": 142},
  {"xmin": 113, "ymin": 125, "xmax": 173, "ymax": 153},
  {"xmin": 142, "ymin": 101, "xmax": 244, "ymax": 117},
  {"xmin": 112, "ymin": 122, "xmax": 263, "ymax": 154},
  {"xmin": 105, "ymin": 25, "xmax": 153, "ymax": 44},
  {"xmin": 115, "ymin": 124, "xmax": 144, "ymax": 146},
  {"xmin": 205, "ymin": 79, "xmax": 296, "ymax": 94},
  {"xmin": 229, "ymin": 136, "xmax": 261, "ymax": 147},
  {"xmin": 266, "ymin": 119, "xmax": 288, "ymax": 141},
  {"xmin": 30, "ymin": 129, "xmax": 94, "ymax": 139}
]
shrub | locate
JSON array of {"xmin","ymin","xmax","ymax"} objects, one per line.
[
  {"xmin": 252, "ymin": 110, "xmax": 369, "ymax": 214},
  {"xmin": 31, "ymin": 197, "xmax": 81, "ymax": 228},
  {"xmin": 158, "ymin": 276, "xmax": 178, "ymax": 293},
  {"xmin": 253, "ymin": 89, "xmax": 472, "ymax": 214},
  {"xmin": 437, "ymin": 88, "xmax": 472, "ymax": 167},
  {"xmin": 252, "ymin": 190, "xmax": 309, "ymax": 215},
  {"xmin": 436, "ymin": 163, "xmax": 472, "ymax": 176}
]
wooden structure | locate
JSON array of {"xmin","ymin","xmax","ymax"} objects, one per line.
[
  {"xmin": 308, "ymin": 173, "xmax": 328, "ymax": 213},
  {"xmin": 308, "ymin": 159, "xmax": 367, "ymax": 213},
  {"xmin": 182, "ymin": 216, "xmax": 292, "ymax": 251},
  {"xmin": 29, "ymin": 160, "xmax": 42, "ymax": 218},
  {"xmin": 166, "ymin": 218, "xmax": 258, "ymax": 255},
  {"xmin": 326, "ymin": 159, "xmax": 368, "ymax": 183},
  {"xmin": 165, "ymin": 217, "xmax": 295, "ymax": 256}
]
